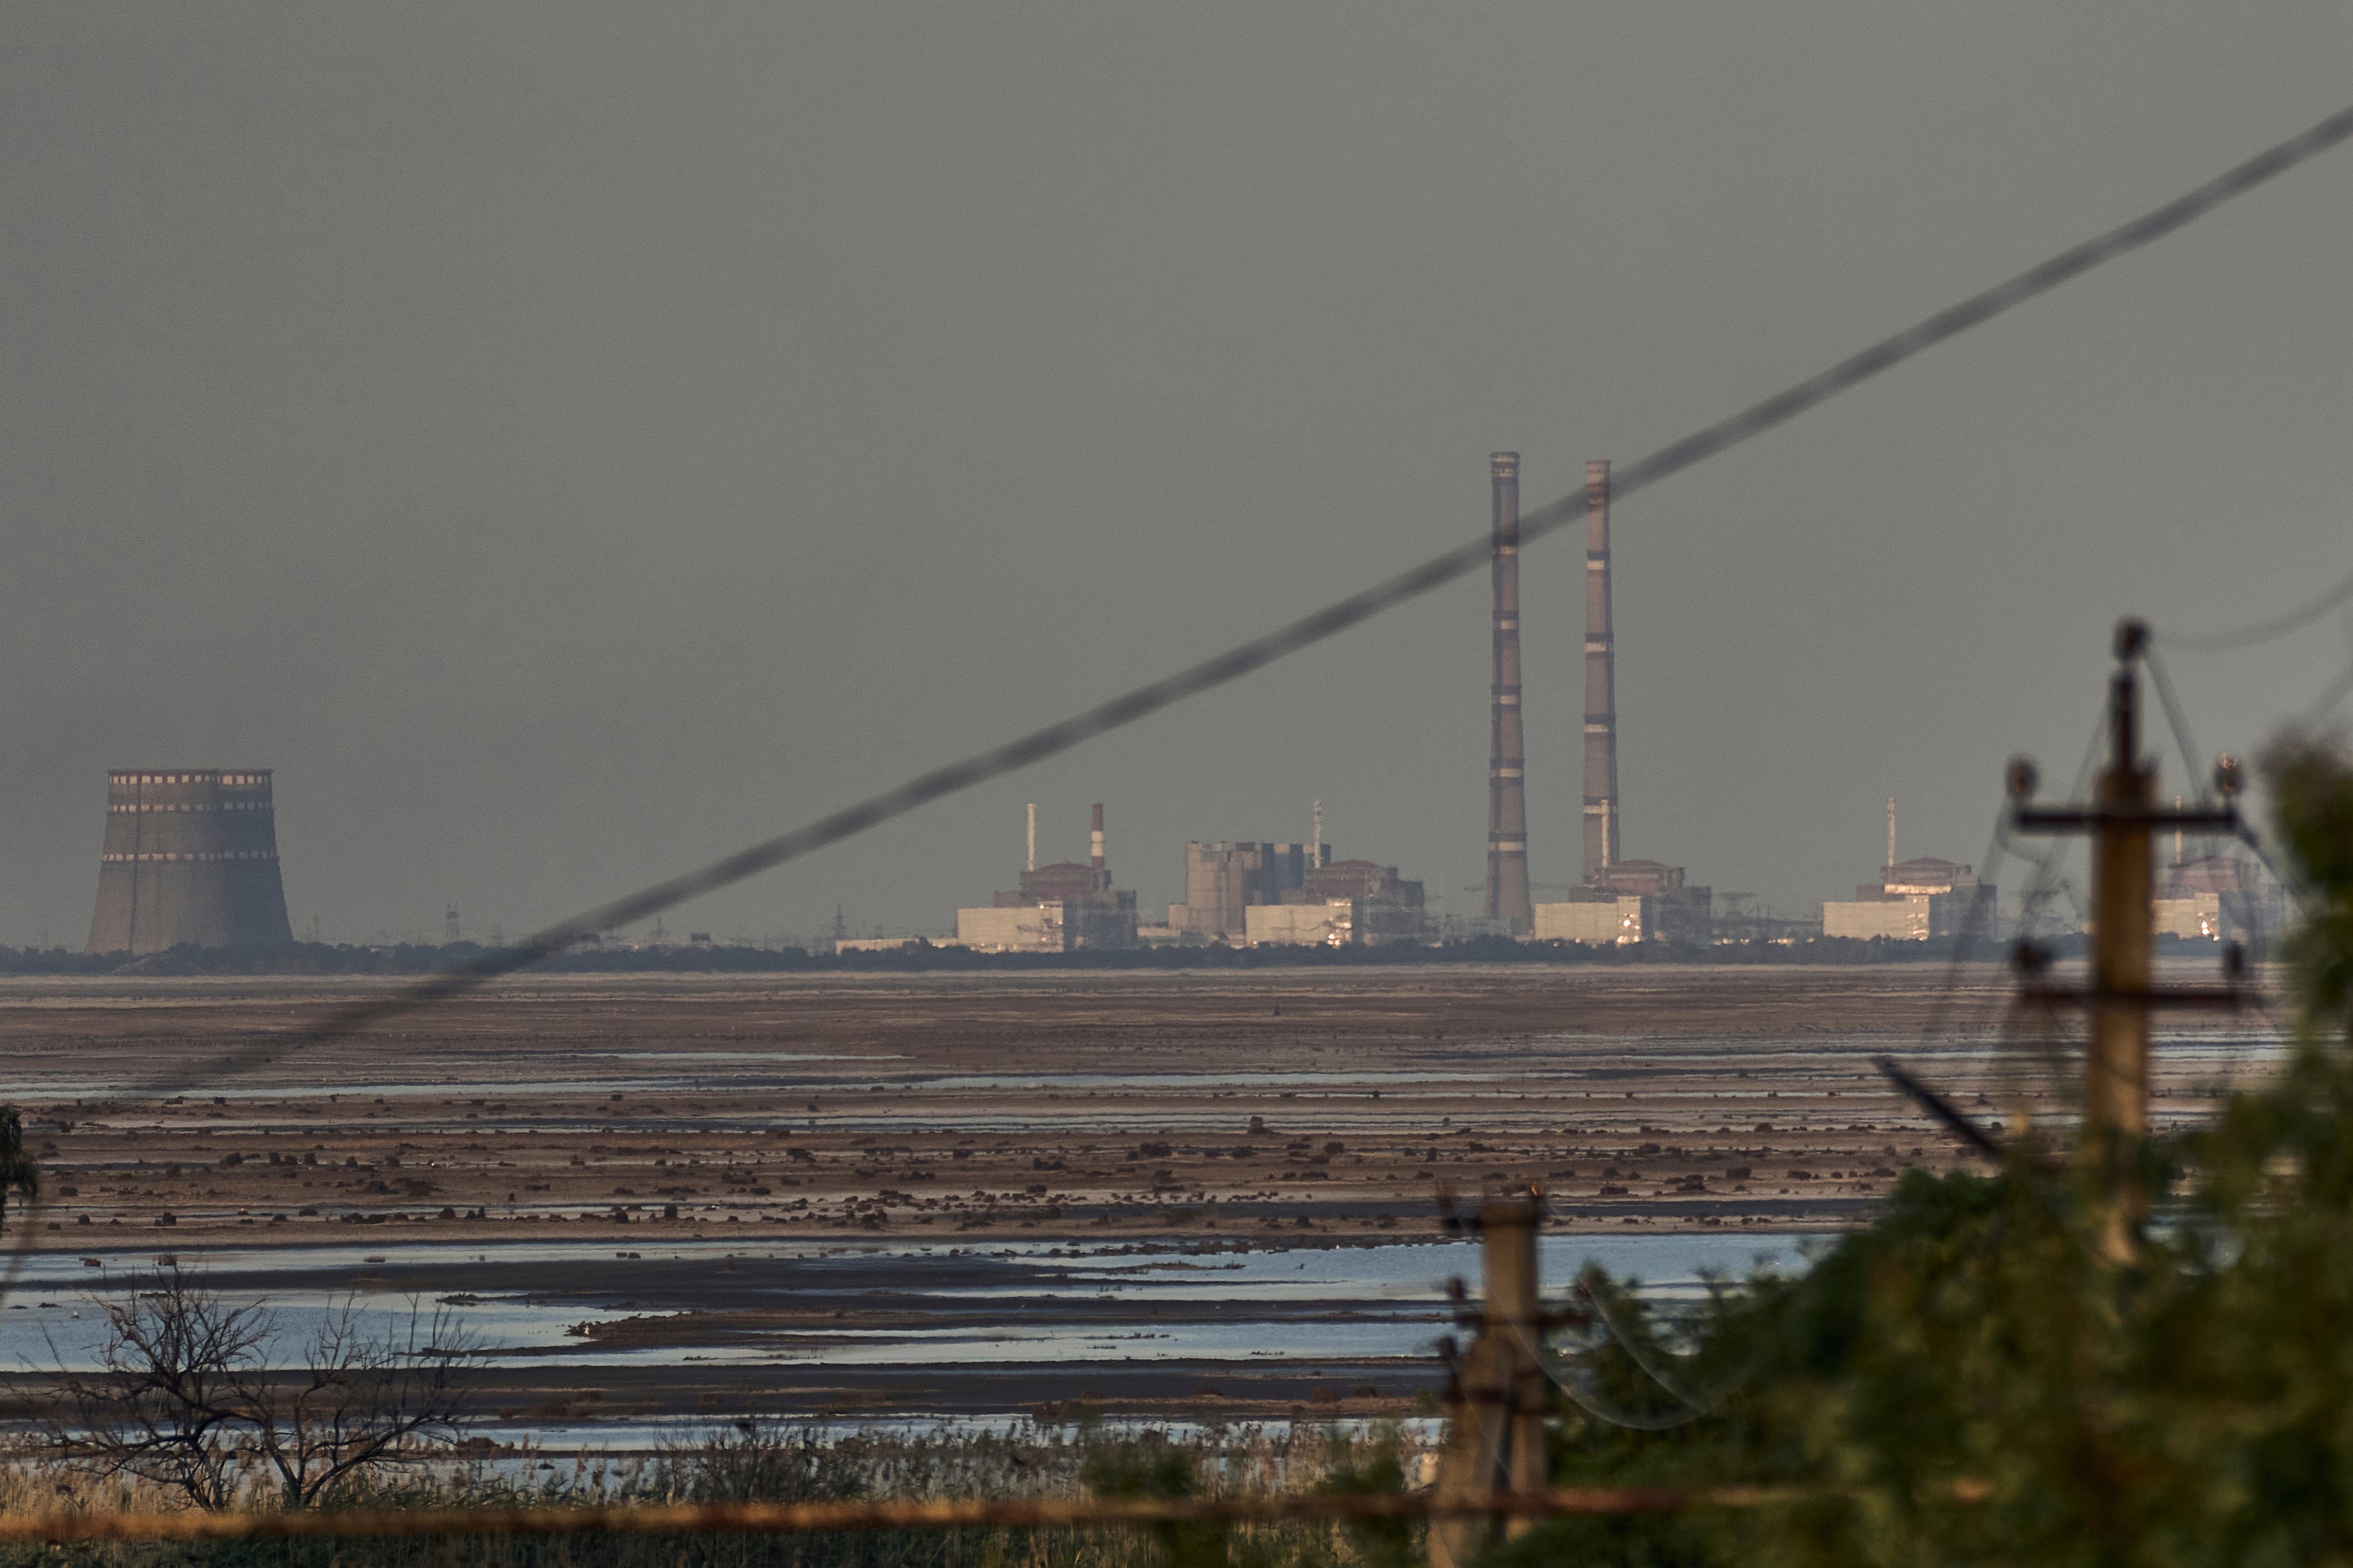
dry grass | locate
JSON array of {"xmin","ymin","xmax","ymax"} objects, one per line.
[{"xmin": 0, "ymin": 1418, "xmax": 1433, "ymax": 1568}]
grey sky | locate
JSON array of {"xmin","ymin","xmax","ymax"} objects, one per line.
[{"xmin": 4, "ymin": 5, "xmax": 2350, "ymax": 947}]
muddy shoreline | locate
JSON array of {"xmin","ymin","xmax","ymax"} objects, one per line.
[{"xmin": 0, "ymin": 964, "xmax": 2274, "ymax": 1423}]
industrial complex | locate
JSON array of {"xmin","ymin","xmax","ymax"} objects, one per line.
[
  {"xmin": 928, "ymin": 803, "xmax": 1427, "ymax": 953},
  {"xmin": 952, "ymin": 802, "xmax": 1140, "ymax": 953},
  {"xmin": 68, "ymin": 465, "xmax": 2269, "ymax": 964},
  {"xmin": 833, "ymin": 450, "xmax": 2282, "ymax": 956}
]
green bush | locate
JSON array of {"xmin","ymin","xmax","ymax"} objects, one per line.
[{"xmin": 1499, "ymin": 733, "xmax": 2353, "ymax": 1568}]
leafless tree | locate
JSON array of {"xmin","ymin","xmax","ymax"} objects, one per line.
[
  {"xmin": 242, "ymin": 1294, "xmax": 474, "ymax": 1508},
  {"xmin": 47, "ymin": 1265, "xmax": 475, "ymax": 1510}
]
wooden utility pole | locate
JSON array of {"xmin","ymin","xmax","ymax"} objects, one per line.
[
  {"xmin": 2085, "ymin": 636, "xmax": 2155, "ymax": 1260},
  {"xmin": 1430, "ymin": 1195, "xmax": 1552, "ymax": 1568},
  {"xmin": 2011, "ymin": 620, "xmax": 2241, "ymax": 1264}
]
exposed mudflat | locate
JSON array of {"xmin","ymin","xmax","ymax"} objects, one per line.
[{"xmin": 0, "ymin": 962, "xmax": 2276, "ymax": 1423}]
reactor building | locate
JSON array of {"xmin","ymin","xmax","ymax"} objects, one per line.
[
  {"xmin": 1169, "ymin": 807, "xmax": 1426, "ymax": 946},
  {"xmin": 955, "ymin": 802, "xmax": 1138, "ymax": 952},
  {"xmin": 86, "ymin": 769, "xmax": 292, "ymax": 954},
  {"xmin": 1818, "ymin": 799, "xmax": 1994, "ymax": 941},
  {"xmin": 1821, "ymin": 856, "xmax": 1991, "ymax": 941}
]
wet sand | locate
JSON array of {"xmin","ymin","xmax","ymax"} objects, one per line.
[{"xmin": 0, "ymin": 963, "xmax": 2276, "ymax": 1421}]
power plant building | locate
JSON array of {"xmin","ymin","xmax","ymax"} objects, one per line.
[
  {"xmin": 957, "ymin": 802, "xmax": 1137, "ymax": 952},
  {"xmin": 1176, "ymin": 835, "xmax": 1427, "ymax": 946},
  {"xmin": 1533, "ymin": 860, "xmax": 1710, "ymax": 946},
  {"xmin": 2155, "ymin": 853, "xmax": 2280, "ymax": 942},
  {"xmin": 1168, "ymin": 841, "xmax": 1314, "ymax": 940},
  {"xmin": 1822, "ymin": 857, "xmax": 1991, "ymax": 941},
  {"xmin": 87, "ymin": 769, "xmax": 292, "ymax": 954},
  {"xmin": 954, "ymin": 902, "xmax": 1082, "ymax": 954},
  {"xmin": 1244, "ymin": 900, "xmax": 1361, "ymax": 948}
]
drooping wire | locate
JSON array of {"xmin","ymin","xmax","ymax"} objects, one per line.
[
  {"xmin": 1572, "ymin": 1272, "xmax": 1765, "ymax": 1416},
  {"xmin": 1511, "ymin": 1325, "xmax": 1717, "ymax": 1432},
  {"xmin": 1983, "ymin": 708, "xmax": 2115, "ymax": 1125},
  {"xmin": 7, "ymin": 92, "xmax": 2347, "ymax": 1381},
  {"xmin": 1914, "ymin": 817, "xmax": 2013, "ymax": 1053},
  {"xmin": 2143, "ymin": 645, "xmax": 2213, "ymax": 804},
  {"xmin": 149, "ymin": 95, "xmax": 2353, "ymax": 1081},
  {"xmin": 2160, "ymin": 560, "xmax": 2353, "ymax": 653},
  {"xmin": 2003, "ymin": 707, "xmax": 2112, "ymax": 947}
]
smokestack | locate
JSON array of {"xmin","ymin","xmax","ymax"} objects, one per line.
[
  {"xmin": 1486, "ymin": 452, "xmax": 1533, "ymax": 932},
  {"xmin": 1312, "ymin": 799, "xmax": 1324, "ymax": 869},
  {"xmin": 1090, "ymin": 802, "xmax": 1106, "ymax": 874},
  {"xmin": 1581, "ymin": 460, "xmax": 1621, "ymax": 884},
  {"xmin": 1885, "ymin": 796, "xmax": 1897, "ymax": 883},
  {"xmin": 1027, "ymin": 802, "xmax": 1037, "ymax": 873}
]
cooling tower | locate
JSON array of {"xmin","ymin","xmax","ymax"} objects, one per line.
[
  {"xmin": 87, "ymin": 769, "xmax": 292, "ymax": 954},
  {"xmin": 1485, "ymin": 452, "xmax": 1533, "ymax": 932}
]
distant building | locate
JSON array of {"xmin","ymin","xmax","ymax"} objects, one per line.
[
  {"xmin": 1246, "ymin": 899, "xmax": 1361, "ymax": 948},
  {"xmin": 1286, "ymin": 858, "xmax": 1425, "ymax": 943},
  {"xmin": 1531, "ymin": 893, "xmax": 1642, "ymax": 944},
  {"xmin": 1174, "ymin": 837, "xmax": 1427, "ymax": 944},
  {"xmin": 958, "ymin": 802, "xmax": 1137, "ymax": 952},
  {"xmin": 1533, "ymin": 859, "xmax": 1711, "ymax": 945},
  {"xmin": 1168, "ymin": 841, "xmax": 1313, "ymax": 940},
  {"xmin": 955, "ymin": 903, "xmax": 1074, "ymax": 954},
  {"xmin": 2156, "ymin": 853, "xmax": 2281, "ymax": 942},
  {"xmin": 87, "ymin": 769, "xmax": 292, "ymax": 954},
  {"xmin": 1823, "ymin": 856, "xmax": 1991, "ymax": 941}
]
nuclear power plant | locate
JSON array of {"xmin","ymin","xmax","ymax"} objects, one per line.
[
  {"xmin": 86, "ymin": 769, "xmax": 292, "ymax": 954},
  {"xmin": 952, "ymin": 802, "xmax": 1138, "ymax": 952}
]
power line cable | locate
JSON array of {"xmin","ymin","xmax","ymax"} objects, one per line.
[
  {"xmin": 2143, "ymin": 645, "xmax": 2214, "ymax": 802},
  {"xmin": 2161, "ymin": 559, "xmax": 2353, "ymax": 653},
  {"xmin": 18, "ymin": 101, "xmax": 2349, "ymax": 1325},
  {"xmin": 99, "ymin": 101, "xmax": 2353, "ymax": 1094}
]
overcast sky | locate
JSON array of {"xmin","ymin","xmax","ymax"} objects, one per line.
[{"xmin": 4, "ymin": 5, "xmax": 2350, "ymax": 948}]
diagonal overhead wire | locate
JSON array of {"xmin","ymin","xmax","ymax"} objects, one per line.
[
  {"xmin": 166, "ymin": 96, "xmax": 2353, "ymax": 1078},
  {"xmin": 2161, "ymin": 559, "xmax": 2353, "ymax": 653}
]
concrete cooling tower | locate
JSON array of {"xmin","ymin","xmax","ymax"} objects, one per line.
[{"xmin": 87, "ymin": 769, "xmax": 292, "ymax": 954}]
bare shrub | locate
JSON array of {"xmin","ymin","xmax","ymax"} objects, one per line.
[{"xmin": 46, "ymin": 1264, "xmax": 473, "ymax": 1510}]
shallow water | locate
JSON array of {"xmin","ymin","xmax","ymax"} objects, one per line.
[{"xmin": 0, "ymin": 1230, "xmax": 1824, "ymax": 1377}]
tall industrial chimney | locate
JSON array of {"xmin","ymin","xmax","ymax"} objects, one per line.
[
  {"xmin": 1486, "ymin": 452, "xmax": 1533, "ymax": 932},
  {"xmin": 1027, "ymin": 803, "xmax": 1037, "ymax": 872},
  {"xmin": 1581, "ymin": 460, "xmax": 1622, "ymax": 884},
  {"xmin": 1090, "ymin": 802, "xmax": 1107, "ymax": 880}
]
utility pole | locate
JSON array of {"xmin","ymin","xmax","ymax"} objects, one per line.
[
  {"xmin": 1429, "ymin": 1193, "xmax": 1551, "ymax": 1567},
  {"xmin": 2009, "ymin": 620, "xmax": 2241, "ymax": 1264}
]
